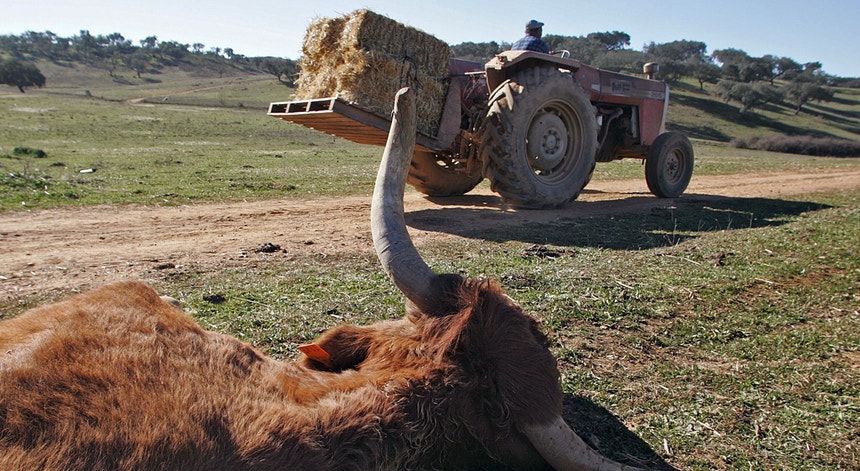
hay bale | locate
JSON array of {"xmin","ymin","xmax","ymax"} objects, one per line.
[
  {"xmin": 296, "ymin": 9, "xmax": 451, "ymax": 135},
  {"xmin": 340, "ymin": 10, "xmax": 450, "ymax": 77}
]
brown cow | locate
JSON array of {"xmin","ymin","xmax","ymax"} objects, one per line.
[{"xmin": 0, "ymin": 88, "xmax": 643, "ymax": 470}]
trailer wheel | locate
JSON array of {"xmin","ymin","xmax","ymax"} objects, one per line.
[
  {"xmin": 645, "ymin": 131, "xmax": 694, "ymax": 198},
  {"xmin": 407, "ymin": 151, "xmax": 483, "ymax": 196},
  {"xmin": 478, "ymin": 66, "xmax": 597, "ymax": 208}
]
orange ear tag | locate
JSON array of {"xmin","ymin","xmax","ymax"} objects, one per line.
[{"xmin": 298, "ymin": 343, "xmax": 332, "ymax": 367}]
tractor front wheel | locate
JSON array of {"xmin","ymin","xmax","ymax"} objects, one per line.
[{"xmin": 645, "ymin": 131, "xmax": 694, "ymax": 198}]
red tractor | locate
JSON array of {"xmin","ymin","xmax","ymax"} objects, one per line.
[{"xmin": 269, "ymin": 50, "xmax": 693, "ymax": 208}]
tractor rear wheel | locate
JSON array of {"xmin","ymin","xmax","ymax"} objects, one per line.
[
  {"xmin": 645, "ymin": 131, "xmax": 694, "ymax": 198},
  {"xmin": 478, "ymin": 66, "xmax": 597, "ymax": 208},
  {"xmin": 407, "ymin": 151, "xmax": 483, "ymax": 196}
]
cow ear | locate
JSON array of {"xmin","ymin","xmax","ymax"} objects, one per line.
[{"xmin": 298, "ymin": 325, "xmax": 371, "ymax": 372}]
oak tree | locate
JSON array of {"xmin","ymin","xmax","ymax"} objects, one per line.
[{"xmin": 0, "ymin": 58, "xmax": 46, "ymax": 93}]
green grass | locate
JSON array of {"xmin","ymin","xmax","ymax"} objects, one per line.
[
  {"xmin": 0, "ymin": 92, "xmax": 380, "ymax": 211},
  {"xmin": 3, "ymin": 90, "xmax": 860, "ymax": 212}
]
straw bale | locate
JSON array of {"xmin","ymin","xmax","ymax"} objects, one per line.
[
  {"xmin": 302, "ymin": 17, "xmax": 345, "ymax": 56},
  {"xmin": 341, "ymin": 10, "xmax": 450, "ymax": 77},
  {"xmin": 295, "ymin": 9, "xmax": 451, "ymax": 135}
]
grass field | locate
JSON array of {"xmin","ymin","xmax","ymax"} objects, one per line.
[
  {"xmin": 2, "ymin": 67, "xmax": 859, "ymax": 470},
  {"xmin": 0, "ymin": 90, "xmax": 383, "ymax": 211},
  {"xmin": 2, "ymin": 87, "xmax": 860, "ymax": 212}
]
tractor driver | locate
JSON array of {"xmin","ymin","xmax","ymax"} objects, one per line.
[{"xmin": 510, "ymin": 19, "xmax": 550, "ymax": 54}]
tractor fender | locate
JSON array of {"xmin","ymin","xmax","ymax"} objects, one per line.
[{"xmin": 484, "ymin": 50, "xmax": 584, "ymax": 92}]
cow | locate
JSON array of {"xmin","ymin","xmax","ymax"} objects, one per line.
[{"xmin": 0, "ymin": 88, "xmax": 643, "ymax": 471}]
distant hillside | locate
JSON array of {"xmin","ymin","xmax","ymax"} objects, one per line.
[
  {"xmin": 666, "ymin": 79, "xmax": 860, "ymax": 146},
  {"xmin": 0, "ymin": 30, "xmax": 298, "ymax": 92},
  {"xmin": 3, "ymin": 31, "xmax": 858, "ymax": 152},
  {"xmin": 9, "ymin": 58, "xmax": 295, "ymax": 111}
]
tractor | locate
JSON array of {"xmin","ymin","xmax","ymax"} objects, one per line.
[{"xmin": 269, "ymin": 50, "xmax": 693, "ymax": 209}]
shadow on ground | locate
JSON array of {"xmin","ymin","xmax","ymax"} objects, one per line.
[
  {"xmin": 474, "ymin": 395, "xmax": 677, "ymax": 470},
  {"xmin": 408, "ymin": 192, "xmax": 831, "ymax": 250},
  {"xmin": 564, "ymin": 395, "xmax": 679, "ymax": 470}
]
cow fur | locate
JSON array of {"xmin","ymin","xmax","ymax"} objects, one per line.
[{"xmin": 0, "ymin": 280, "xmax": 562, "ymax": 470}]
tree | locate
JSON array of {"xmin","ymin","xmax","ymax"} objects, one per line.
[
  {"xmin": 543, "ymin": 35, "xmax": 605, "ymax": 63},
  {"xmin": 125, "ymin": 50, "xmax": 150, "ymax": 78},
  {"xmin": 261, "ymin": 58, "xmax": 284, "ymax": 81},
  {"xmin": 140, "ymin": 36, "xmax": 158, "ymax": 49},
  {"xmin": 586, "ymin": 31, "xmax": 631, "ymax": 51},
  {"xmin": 769, "ymin": 55, "xmax": 803, "ymax": 82},
  {"xmin": 157, "ymin": 41, "xmax": 189, "ymax": 61},
  {"xmin": 0, "ymin": 58, "xmax": 46, "ymax": 93},
  {"xmin": 642, "ymin": 40, "xmax": 711, "ymax": 83},
  {"xmin": 712, "ymin": 48, "xmax": 749, "ymax": 81},
  {"xmin": 712, "ymin": 48, "xmax": 749, "ymax": 66},
  {"xmin": 105, "ymin": 56, "xmax": 122, "ymax": 77},
  {"xmin": 739, "ymin": 57, "xmax": 774, "ymax": 83},
  {"xmin": 21, "ymin": 31, "xmax": 57, "ymax": 59},
  {"xmin": 712, "ymin": 49, "xmax": 780, "ymax": 83},
  {"xmin": 261, "ymin": 58, "xmax": 299, "ymax": 85},
  {"xmin": 783, "ymin": 81, "xmax": 833, "ymax": 114},
  {"xmin": 689, "ymin": 60, "xmax": 722, "ymax": 90},
  {"xmin": 645, "ymin": 40, "xmax": 708, "ymax": 62},
  {"xmin": 715, "ymin": 80, "xmax": 782, "ymax": 113},
  {"xmin": 592, "ymin": 49, "xmax": 648, "ymax": 74},
  {"xmin": 654, "ymin": 59, "xmax": 688, "ymax": 82},
  {"xmin": 71, "ymin": 30, "xmax": 98, "ymax": 60},
  {"xmin": 450, "ymin": 41, "xmax": 506, "ymax": 62},
  {"xmin": 102, "ymin": 32, "xmax": 133, "ymax": 55}
]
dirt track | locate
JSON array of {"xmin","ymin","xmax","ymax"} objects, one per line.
[{"xmin": 2, "ymin": 169, "xmax": 859, "ymax": 301}]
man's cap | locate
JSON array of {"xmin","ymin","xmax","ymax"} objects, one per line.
[{"xmin": 526, "ymin": 20, "xmax": 544, "ymax": 30}]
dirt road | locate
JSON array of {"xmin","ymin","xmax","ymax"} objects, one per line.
[{"xmin": 2, "ymin": 169, "xmax": 859, "ymax": 301}]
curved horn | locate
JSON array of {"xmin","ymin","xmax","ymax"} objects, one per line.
[
  {"xmin": 371, "ymin": 88, "xmax": 444, "ymax": 314},
  {"xmin": 522, "ymin": 417, "xmax": 645, "ymax": 471}
]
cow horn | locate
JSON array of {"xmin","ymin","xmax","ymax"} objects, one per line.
[
  {"xmin": 522, "ymin": 417, "xmax": 645, "ymax": 471},
  {"xmin": 372, "ymin": 88, "xmax": 455, "ymax": 315}
]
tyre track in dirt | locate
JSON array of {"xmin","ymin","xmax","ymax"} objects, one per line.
[{"xmin": 2, "ymin": 169, "xmax": 859, "ymax": 301}]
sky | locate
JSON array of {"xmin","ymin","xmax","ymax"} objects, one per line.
[{"xmin": 3, "ymin": 0, "xmax": 859, "ymax": 78}]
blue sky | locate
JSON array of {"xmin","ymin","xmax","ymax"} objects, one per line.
[{"xmin": 4, "ymin": 0, "xmax": 859, "ymax": 77}]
